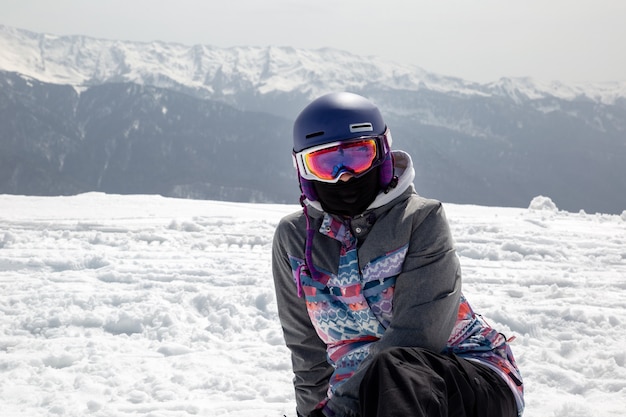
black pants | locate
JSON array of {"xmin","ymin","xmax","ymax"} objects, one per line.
[{"xmin": 359, "ymin": 347, "xmax": 517, "ymax": 417}]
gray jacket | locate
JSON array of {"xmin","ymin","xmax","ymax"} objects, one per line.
[{"xmin": 272, "ymin": 151, "xmax": 463, "ymax": 416}]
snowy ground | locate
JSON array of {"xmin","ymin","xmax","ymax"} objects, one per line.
[{"xmin": 0, "ymin": 193, "xmax": 625, "ymax": 417}]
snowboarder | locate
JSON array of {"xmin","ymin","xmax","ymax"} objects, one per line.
[{"xmin": 272, "ymin": 92, "xmax": 524, "ymax": 417}]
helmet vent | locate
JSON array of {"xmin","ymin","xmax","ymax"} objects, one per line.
[
  {"xmin": 305, "ymin": 131, "xmax": 325, "ymax": 139},
  {"xmin": 350, "ymin": 123, "xmax": 374, "ymax": 133}
]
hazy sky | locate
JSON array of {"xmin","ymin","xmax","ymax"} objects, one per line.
[{"xmin": 3, "ymin": 0, "xmax": 625, "ymax": 83}]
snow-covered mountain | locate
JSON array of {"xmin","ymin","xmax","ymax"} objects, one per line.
[
  {"xmin": 1, "ymin": 25, "xmax": 625, "ymax": 214},
  {"xmin": 2, "ymin": 25, "xmax": 624, "ymax": 110}
]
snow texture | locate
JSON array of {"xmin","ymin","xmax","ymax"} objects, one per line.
[{"xmin": 0, "ymin": 193, "xmax": 625, "ymax": 416}]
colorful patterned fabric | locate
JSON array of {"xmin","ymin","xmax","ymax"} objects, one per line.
[
  {"xmin": 445, "ymin": 295, "xmax": 524, "ymax": 412},
  {"xmin": 288, "ymin": 213, "xmax": 524, "ymax": 414}
]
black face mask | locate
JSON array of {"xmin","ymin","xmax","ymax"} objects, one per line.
[{"xmin": 313, "ymin": 167, "xmax": 381, "ymax": 217}]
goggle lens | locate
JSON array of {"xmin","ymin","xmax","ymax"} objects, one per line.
[{"xmin": 303, "ymin": 139, "xmax": 378, "ymax": 181}]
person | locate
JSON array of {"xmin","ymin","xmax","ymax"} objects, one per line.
[{"xmin": 272, "ymin": 92, "xmax": 524, "ymax": 417}]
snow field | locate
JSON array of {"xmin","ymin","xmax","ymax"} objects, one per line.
[{"xmin": 0, "ymin": 193, "xmax": 625, "ymax": 416}]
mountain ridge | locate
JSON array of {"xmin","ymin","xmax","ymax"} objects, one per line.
[
  {"xmin": 1, "ymin": 25, "xmax": 625, "ymax": 214},
  {"xmin": 2, "ymin": 24, "xmax": 625, "ymax": 109}
]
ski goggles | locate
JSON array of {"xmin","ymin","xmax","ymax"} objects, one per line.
[{"xmin": 294, "ymin": 133, "xmax": 389, "ymax": 183}]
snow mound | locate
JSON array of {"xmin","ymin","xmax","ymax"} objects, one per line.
[{"xmin": 528, "ymin": 195, "xmax": 558, "ymax": 212}]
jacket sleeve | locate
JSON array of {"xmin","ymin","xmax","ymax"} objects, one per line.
[
  {"xmin": 328, "ymin": 200, "xmax": 462, "ymax": 416},
  {"xmin": 272, "ymin": 215, "xmax": 334, "ymax": 416}
]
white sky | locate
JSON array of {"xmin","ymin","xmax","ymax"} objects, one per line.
[{"xmin": 3, "ymin": 0, "xmax": 625, "ymax": 83}]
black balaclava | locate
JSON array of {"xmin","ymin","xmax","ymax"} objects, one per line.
[{"xmin": 312, "ymin": 166, "xmax": 381, "ymax": 217}]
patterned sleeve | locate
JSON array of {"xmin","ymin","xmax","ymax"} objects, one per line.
[{"xmin": 272, "ymin": 215, "xmax": 333, "ymax": 416}]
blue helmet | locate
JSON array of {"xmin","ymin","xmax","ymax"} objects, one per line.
[
  {"xmin": 293, "ymin": 92, "xmax": 387, "ymax": 152},
  {"xmin": 292, "ymin": 92, "xmax": 395, "ymax": 201}
]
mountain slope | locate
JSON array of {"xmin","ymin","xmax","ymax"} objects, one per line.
[
  {"xmin": 1, "ymin": 25, "xmax": 625, "ymax": 214},
  {"xmin": 0, "ymin": 71, "xmax": 297, "ymax": 202}
]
